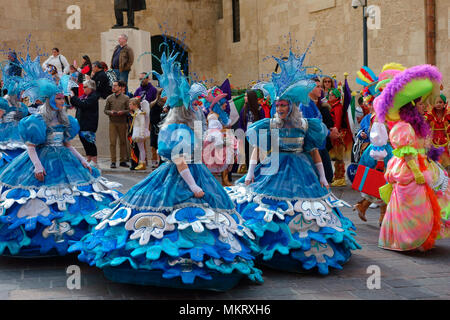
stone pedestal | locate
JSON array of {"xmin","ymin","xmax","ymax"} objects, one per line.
[{"xmin": 101, "ymin": 28, "xmax": 152, "ymax": 87}]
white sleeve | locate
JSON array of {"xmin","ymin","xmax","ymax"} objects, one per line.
[
  {"xmin": 27, "ymin": 145, "xmax": 44, "ymax": 174},
  {"xmin": 61, "ymin": 55, "xmax": 70, "ymax": 75},
  {"xmin": 67, "ymin": 145, "xmax": 88, "ymax": 166},
  {"xmin": 42, "ymin": 56, "xmax": 51, "ymax": 70},
  {"xmin": 245, "ymin": 159, "xmax": 258, "ymax": 182},
  {"xmin": 179, "ymin": 168, "xmax": 203, "ymax": 194}
]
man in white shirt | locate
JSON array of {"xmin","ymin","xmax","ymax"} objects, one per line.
[{"xmin": 42, "ymin": 48, "xmax": 70, "ymax": 76}]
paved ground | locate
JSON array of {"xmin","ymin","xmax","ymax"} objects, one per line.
[{"xmin": 0, "ymin": 169, "xmax": 448, "ymax": 300}]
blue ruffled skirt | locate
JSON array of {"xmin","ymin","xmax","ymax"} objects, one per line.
[
  {"xmin": 69, "ymin": 161, "xmax": 263, "ymax": 291},
  {"xmin": 0, "ymin": 121, "xmax": 26, "ymax": 158},
  {"xmin": 226, "ymin": 152, "xmax": 361, "ymax": 275},
  {"xmin": 0, "ymin": 152, "xmax": 11, "ymax": 172},
  {"xmin": 0, "ymin": 145, "xmax": 122, "ymax": 257}
]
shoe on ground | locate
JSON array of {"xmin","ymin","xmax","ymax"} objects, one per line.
[
  {"xmin": 120, "ymin": 162, "xmax": 130, "ymax": 168},
  {"xmin": 369, "ymin": 203, "xmax": 379, "ymax": 209},
  {"xmin": 353, "ymin": 205, "xmax": 367, "ymax": 222},
  {"xmin": 331, "ymin": 178, "xmax": 346, "ymax": 187},
  {"xmin": 135, "ymin": 163, "xmax": 146, "ymax": 171},
  {"xmin": 110, "ymin": 162, "xmax": 116, "ymax": 169}
]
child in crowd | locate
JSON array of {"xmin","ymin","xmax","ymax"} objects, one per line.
[
  {"xmin": 129, "ymin": 97, "xmax": 149, "ymax": 171},
  {"xmin": 425, "ymin": 94, "xmax": 450, "ymax": 172},
  {"xmin": 203, "ymin": 112, "xmax": 238, "ymax": 186}
]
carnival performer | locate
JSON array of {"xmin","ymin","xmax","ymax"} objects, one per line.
[
  {"xmin": 0, "ymin": 62, "xmax": 28, "ymax": 159},
  {"xmin": 372, "ymin": 64, "xmax": 449, "ymax": 252},
  {"xmin": 69, "ymin": 48, "xmax": 263, "ymax": 291},
  {"xmin": 353, "ymin": 63, "xmax": 404, "ymax": 225},
  {"xmin": 425, "ymin": 94, "xmax": 450, "ymax": 172},
  {"xmin": 0, "ymin": 98, "xmax": 13, "ymax": 173},
  {"xmin": 202, "ymin": 112, "xmax": 238, "ymax": 186},
  {"xmin": 226, "ymin": 47, "xmax": 360, "ymax": 275},
  {"xmin": 201, "ymin": 83, "xmax": 236, "ymax": 186},
  {"xmin": 0, "ymin": 55, "xmax": 121, "ymax": 257},
  {"xmin": 328, "ymin": 88, "xmax": 353, "ymax": 187}
]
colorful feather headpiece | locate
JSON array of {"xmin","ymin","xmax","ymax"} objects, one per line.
[
  {"xmin": 374, "ymin": 64, "xmax": 442, "ymax": 122},
  {"xmin": 356, "ymin": 66, "xmax": 379, "ymax": 100}
]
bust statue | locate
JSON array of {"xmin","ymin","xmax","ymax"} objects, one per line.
[{"xmin": 113, "ymin": 0, "xmax": 147, "ymax": 29}]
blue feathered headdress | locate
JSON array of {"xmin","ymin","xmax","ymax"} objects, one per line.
[
  {"xmin": 17, "ymin": 54, "xmax": 76, "ymax": 103},
  {"xmin": 266, "ymin": 44, "xmax": 318, "ymax": 105},
  {"xmin": 153, "ymin": 48, "xmax": 191, "ymax": 109}
]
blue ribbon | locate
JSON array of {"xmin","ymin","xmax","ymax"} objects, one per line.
[{"xmin": 358, "ymin": 167, "xmax": 370, "ymax": 192}]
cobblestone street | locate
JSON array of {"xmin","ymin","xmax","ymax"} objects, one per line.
[{"xmin": 0, "ymin": 171, "xmax": 448, "ymax": 300}]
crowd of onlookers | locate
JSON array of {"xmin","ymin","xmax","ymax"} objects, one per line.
[{"xmin": 1, "ymin": 35, "xmax": 449, "ymax": 179}]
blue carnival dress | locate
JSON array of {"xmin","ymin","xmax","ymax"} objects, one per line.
[
  {"xmin": 69, "ymin": 123, "xmax": 263, "ymax": 291},
  {"xmin": 0, "ymin": 113, "xmax": 121, "ymax": 257},
  {"xmin": 0, "ymin": 152, "xmax": 11, "ymax": 172},
  {"xmin": 0, "ymin": 101, "xmax": 28, "ymax": 159},
  {"xmin": 226, "ymin": 118, "xmax": 361, "ymax": 275}
]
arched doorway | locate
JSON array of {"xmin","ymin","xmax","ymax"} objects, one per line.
[{"xmin": 151, "ymin": 35, "xmax": 189, "ymax": 81}]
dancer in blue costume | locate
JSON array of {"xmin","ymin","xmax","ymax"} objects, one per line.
[
  {"xmin": 0, "ymin": 55, "xmax": 121, "ymax": 257},
  {"xmin": 0, "ymin": 98, "xmax": 14, "ymax": 170},
  {"xmin": 0, "ymin": 63, "xmax": 28, "ymax": 159},
  {"xmin": 226, "ymin": 47, "xmax": 361, "ymax": 275},
  {"xmin": 69, "ymin": 48, "xmax": 263, "ymax": 291}
]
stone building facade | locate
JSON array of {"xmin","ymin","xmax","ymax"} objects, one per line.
[
  {"xmin": 1, "ymin": 0, "xmax": 449, "ymax": 157},
  {"xmin": 216, "ymin": 0, "xmax": 449, "ymax": 90}
]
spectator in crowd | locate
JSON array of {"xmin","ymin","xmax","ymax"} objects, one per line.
[
  {"xmin": 69, "ymin": 65, "xmax": 79, "ymax": 82},
  {"xmin": 321, "ymin": 76, "xmax": 335, "ymax": 104},
  {"xmin": 128, "ymin": 97, "xmax": 150, "ymax": 171},
  {"xmin": 42, "ymin": 47, "xmax": 70, "ymax": 76},
  {"xmin": 105, "ymin": 80, "xmax": 130, "ymax": 169},
  {"xmin": 149, "ymin": 88, "xmax": 166, "ymax": 168},
  {"xmin": 6, "ymin": 51, "xmax": 22, "ymax": 77},
  {"xmin": 238, "ymin": 89, "xmax": 265, "ymax": 171},
  {"xmin": 100, "ymin": 62, "xmax": 108, "ymax": 71},
  {"xmin": 69, "ymin": 80, "xmax": 101, "ymax": 167},
  {"xmin": 47, "ymin": 64, "xmax": 60, "ymax": 85},
  {"xmin": 322, "ymin": 76, "xmax": 335, "ymax": 92},
  {"xmin": 111, "ymin": 34, "xmax": 134, "ymax": 93},
  {"xmin": 134, "ymin": 72, "xmax": 157, "ymax": 104},
  {"xmin": 91, "ymin": 61, "xmax": 112, "ymax": 100},
  {"xmin": 300, "ymin": 78, "xmax": 340, "ymax": 183},
  {"xmin": 74, "ymin": 55, "xmax": 92, "ymax": 96}
]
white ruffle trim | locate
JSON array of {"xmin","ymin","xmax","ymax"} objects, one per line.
[
  {"xmin": 226, "ymin": 185, "xmax": 349, "ymax": 232},
  {"xmin": 93, "ymin": 204, "xmax": 255, "ymax": 246},
  {"xmin": 0, "ymin": 141, "xmax": 26, "ymax": 151},
  {"xmin": 0, "ymin": 177, "xmax": 122, "ymax": 211}
]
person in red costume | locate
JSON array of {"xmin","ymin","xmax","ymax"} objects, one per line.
[
  {"xmin": 328, "ymin": 88, "xmax": 353, "ymax": 187},
  {"xmin": 425, "ymin": 94, "xmax": 450, "ymax": 172}
]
